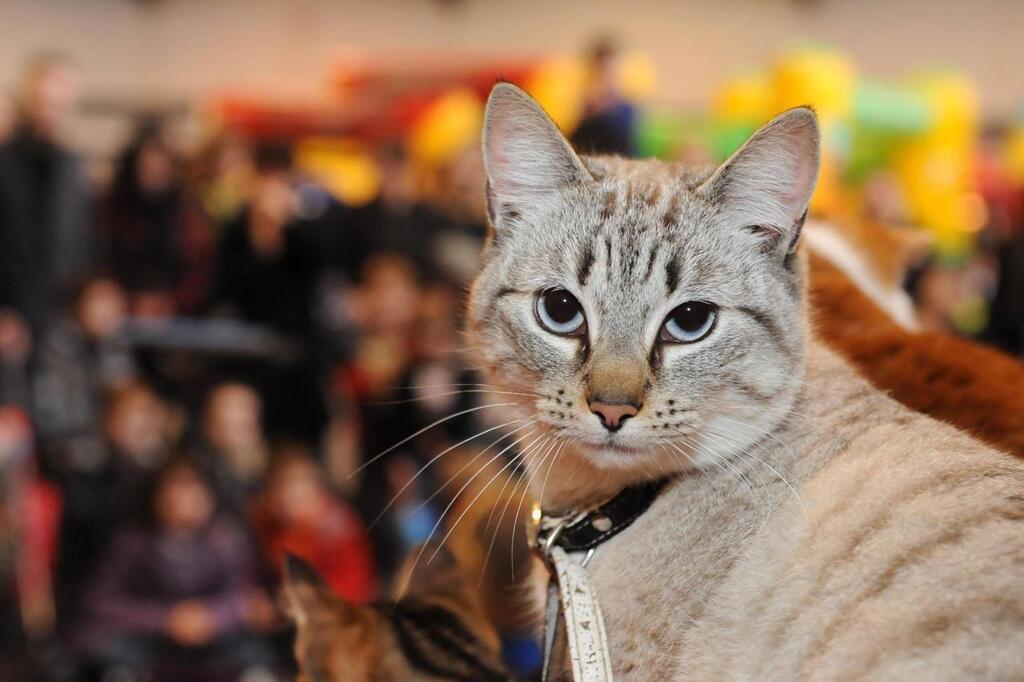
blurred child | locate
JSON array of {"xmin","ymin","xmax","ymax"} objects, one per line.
[
  {"xmin": 32, "ymin": 275, "xmax": 134, "ymax": 474},
  {"xmin": 197, "ymin": 382, "xmax": 269, "ymax": 517},
  {"xmin": 53, "ymin": 382, "xmax": 175, "ymax": 628},
  {"xmin": 252, "ymin": 444, "xmax": 374, "ymax": 604},
  {"xmin": 74, "ymin": 456, "xmax": 277, "ymax": 682}
]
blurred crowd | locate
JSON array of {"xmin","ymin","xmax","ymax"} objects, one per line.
[
  {"xmin": 2, "ymin": 45, "xmax": 1024, "ymax": 682},
  {"xmin": 0, "ymin": 53, "xmax": 525, "ymax": 682}
]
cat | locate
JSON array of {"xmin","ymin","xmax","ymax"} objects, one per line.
[
  {"xmin": 467, "ymin": 83, "xmax": 1024, "ymax": 680},
  {"xmin": 809, "ymin": 249, "xmax": 1024, "ymax": 458},
  {"xmin": 285, "ymin": 544, "xmax": 511, "ymax": 682},
  {"xmin": 284, "ymin": 445, "xmax": 532, "ymax": 682}
]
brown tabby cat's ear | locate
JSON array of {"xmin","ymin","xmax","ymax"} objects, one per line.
[
  {"xmin": 703, "ymin": 107, "xmax": 820, "ymax": 258},
  {"xmin": 482, "ymin": 82, "xmax": 592, "ymax": 228},
  {"xmin": 283, "ymin": 554, "xmax": 351, "ymax": 625}
]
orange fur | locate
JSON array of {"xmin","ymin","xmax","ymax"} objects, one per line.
[{"xmin": 810, "ymin": 252, "xmax": 1024, "ymax": 458}]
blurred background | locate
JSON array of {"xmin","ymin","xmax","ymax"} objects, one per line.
[{"xmin": 1, "ymin": 1, "xmax": 1024, "ymax": 680}]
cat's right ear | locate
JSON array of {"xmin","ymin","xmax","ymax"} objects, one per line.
[
  {"xmin": 482, "ymin": 82, "xmax": 591, "ymax": 228},
  {"xmin": 284, "ymin": 554, "xmax": 352, "ymax": 625}
]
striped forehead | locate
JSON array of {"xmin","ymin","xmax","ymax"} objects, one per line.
[{"xmin": 566, "ymin": 171, "xmax": 726, "ymax": 312}]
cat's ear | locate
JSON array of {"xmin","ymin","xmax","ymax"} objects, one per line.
[
  {"xmin": 482, "ymin": 82, "xmax": 591, "ymax": 228},
  {"xmin": 284, "ymin": 554, "xmax": 354, "ymax": 626},
  {"xmin": 703, "ymin": 107, "xmax": 820, "ymax": 258}
]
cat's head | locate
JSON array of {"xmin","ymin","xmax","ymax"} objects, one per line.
[{"xmin": 468, "ymin": 84, "xmax": 820, "ymax": 504}]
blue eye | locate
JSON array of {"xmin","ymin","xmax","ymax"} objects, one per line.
[
  {"xmin": 661, "ymin": 302, "xmax": 717, "ymax": 343},
  {"xmin": 536, "ymin": 289, "xmax": 586, "ymax": 336}
]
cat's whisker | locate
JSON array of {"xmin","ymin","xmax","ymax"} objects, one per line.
[
  {"xmin": 475, "ymin": 443, "xmax": 538, "ymax": 591},
  {"xmin": 363, "ymin": 389, "xmax": 537, "ymax": 406},
  {"xmin": 397, "ymin": 428, "xmax": 543, "ymax": 598},
  {"xmin": 506, "ymin": 438, "xmax": 565, "ymax": 581},
  {"xmin": 350, "ymin": 401, "xmax": 523, "ymax": 477},
  {"xmin": 392, "ymin": 419, "xmax": 539, "ymax": 530},
  {"xmin": 368, "ymin": 417, "xmax": 529, "ymax": 529},
  {"xmin": 425, "ymin": 433, "xmax": 552, "ymax": 566},
  {"xmin": 709, "ymin": 417, "xmax": 809, "ymax": 523},
  {"xmin": 477, "ymin": 436, "xmax": 560, "ymax": 587},
  {"xmin": 693, "ymin": 430, "xmax": 778, "ymax": 529}
]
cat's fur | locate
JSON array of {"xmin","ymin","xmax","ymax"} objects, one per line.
[
  {"xmin": 285, "ymin": 545, "xmax": 511, "ymax": 682},
  {"xmin": 468, "ymin": 83, "xmax": 1024, "ymax": 680},
  {"xmin": 810, "ymin": 250, "xmax": 1024, "ymax": 458}
]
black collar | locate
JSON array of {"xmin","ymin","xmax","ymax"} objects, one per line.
[{"xmin": 537, "ymin": 477, "xmax": 673, "ymax": 554}]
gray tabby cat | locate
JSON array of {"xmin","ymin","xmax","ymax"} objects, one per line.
[{"xmin": 468, "ymin": 83, "xmax": 1024, "ymax": 680}]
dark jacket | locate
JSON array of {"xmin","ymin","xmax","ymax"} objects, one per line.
[{"xmin": 0, "ymin": 129, "xmax": 94, "ymax": 331}]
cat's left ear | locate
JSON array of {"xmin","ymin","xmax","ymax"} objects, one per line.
[
  {"xmin": 482, "ymin": 82, "xmax": 592, "ymax": 229},
  {"xmin": 284, "ymin": 554, "xmax": 353, "ymax": 625},
  {"xmin": 703, "ymin": 107, "xmax": 820, "ymax": 258}
]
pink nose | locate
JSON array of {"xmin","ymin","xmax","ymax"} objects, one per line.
[{"xmin": 589, "ymin": 402, "xmax": 639, "ymax": 432}]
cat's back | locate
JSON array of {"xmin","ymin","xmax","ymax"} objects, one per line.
[{"xmin": 678, "ymin": 343, "xmax": 1024, "ymax": 680}]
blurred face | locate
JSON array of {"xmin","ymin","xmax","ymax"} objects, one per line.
[
  {"xmin": 156, "ymin": 464, "xmax": 214, "ymax": 532},
  {"xmin": 414, "ymin": 286, "xmax": 457, "ymax": 360},
  {"xmin": 205, "ymin": 384, "xmax": 262, "ymax": 453},
  {"xmin": 359, "ymin": 255, "xmax": 420, "ymax": 334},
  {"xmin": 78, "ymin": 280, "xmax": 127, "ymax": 338},
  {"xmin": 137, "ymin": 141, "xmax": 176, "ymax": 196},
  {"xmin": 268, "ymin": 457, "xmax": 324, "ymax": 523},
  {"xmin": 20, "ymin": 63, "xmax": 78, "ymax": 138},
  {"xmin": 105, "ymin": 386, "xmax": 167, "ymax": 464}
]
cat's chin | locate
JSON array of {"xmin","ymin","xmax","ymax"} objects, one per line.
[{"xmin": 568, "ymin": 438, "xmax": 695, "ymax": 476}]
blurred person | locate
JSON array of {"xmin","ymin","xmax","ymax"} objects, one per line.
[
  {"xmin": 73, "ymin": 456, "xmax": 278, "ymax": 682},
  {"xmin": 352, "ymin": 143, "xmax": 452, "ymax": 277},
  {"xmin": 405, "ymin": 284, "xmax": 481, "ymax": 444},
  {"xmin": 208, "ymin": 144, "xmax": 328, "ymax": 440},
  {"xmin": 196, "ymin": 382, "xmax": 269, "ymax": 518},
  {"xmin": 428, "ymin": 145, "xmax": 488, "ymax": 284},
  {"xmin": 52, "ymin": 382, "xmax": 175, "ymax": 628},
  {"xmin": 32, "ymin": 275, "xmax": 134, "ymax": 474},
  {"xmin": 102, "ymin": 118, "xmax": 210, "ymax": 317},
  {"xmin": 0, "ymin": 406, "xmax": 61, "ymax": 667},
  {"xmin": 0, "ymin": 52, "xmax": 94, "ymax": 343},
  {"xmin": 570, "ymin": 36, "xmax": 638, "ymax": 157},
  {"xmin": 189, "ymin": 131, "xmax": 253, "ymax": 230},
  {"xmin": 251, "ymin": 444, "xmax": 374, "ymax": 604}
]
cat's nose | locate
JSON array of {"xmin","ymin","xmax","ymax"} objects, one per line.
[{"xmin": 589, "ymin": 401, "xmax": 639, "ymax": 432}]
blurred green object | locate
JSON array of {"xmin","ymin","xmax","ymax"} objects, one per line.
[
  {"xmin": 635, "ymin": 109, "xmax": 712, "ymax": 160},
  {"xmin": 710, "ymin": 121, "xmax": 757, "ymax": 162},
  {"xmin": 853, "ymin": 81, "xmax": 931, "ymax": 134}
]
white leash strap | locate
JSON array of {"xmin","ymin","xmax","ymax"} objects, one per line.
[{"xmin": 546, "ymin": 545, "xmax": 614, "ymax": 682}]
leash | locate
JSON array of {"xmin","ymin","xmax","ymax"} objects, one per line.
[{"xmin": 534, "ymin": 477, "xmax": 672, "ymax": 682}]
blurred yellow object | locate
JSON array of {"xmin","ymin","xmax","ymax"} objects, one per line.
[
  {"xmin": 912, "ymin": 72, "xmax": 978, "ymax": 146},
  {"xmin": 524, "ymin": 55, "xmax": 586, "ymax": 133},
  {"xmin": 892, "ymin": 72, "xmax": 979, "ymax": 258},
  {"xmin": 408, "ymin": 88, "xmax": 484, "ymax": 166},
  {"xmin": 617, "ymin": 50, "xmax": 658, "ymax": 102},
  {"xmin": 713, "ymin": 71, "xmax": 772, "ymax": 123},
  {"xmin": 773, "ymin": 46, "xmax": 855, "ymax": 118},
  {"xmin": 295, "ymin": 138, "xmax": 380, "ymax": 206}
]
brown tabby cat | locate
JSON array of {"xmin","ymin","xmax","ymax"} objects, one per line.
[
  {"xmin": 285, "ymin": 545, "xmax": 510, "ymax": 682},
  {"xmin": 467, "ymin": 83, "xmax": 1024, "ymax": 679}
]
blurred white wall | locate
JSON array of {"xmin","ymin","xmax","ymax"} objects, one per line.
[{"xmin": 1, "ymin": 0, "xmax": 1022, "ymax": 156}]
